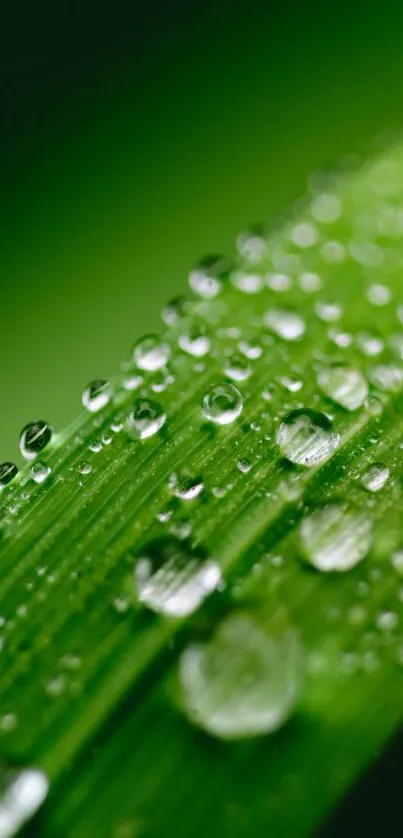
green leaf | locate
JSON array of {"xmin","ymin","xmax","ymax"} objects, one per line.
[{"xmin": 2, "ymin": 143, "xmax": 403, "ymax": 837}]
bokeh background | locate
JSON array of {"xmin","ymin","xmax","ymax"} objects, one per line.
[
  {"xmin": 2, "ymin": 1, "xmax": 403, "ymax": 831},
  {"xmin": 3, "ymin": 0, "xmax": 403, "ymax": 463}
]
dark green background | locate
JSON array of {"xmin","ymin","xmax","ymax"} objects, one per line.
[{"xmin": 2, "ymin": 0, "xmax": 403, "ymax": 462}]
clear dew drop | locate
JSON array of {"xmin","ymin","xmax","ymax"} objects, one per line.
[
  {"xmin": 202, "ymin": 382, "xmax": 243, "ymax": 425},
  {"xmin": 298, "ymin": 271, "xmax": 322, "ymax": 293},
  {"xmin": 188, "ymin": 254, "xmax": 227, "ymax": 299},
  {"xmin": 299, "ymin": 504, "xmax": 372, "ymax": 572},
  {"xmin": 265, "ymin": 272, "xmax": 292, "ymax": 292},
  {"xmin": 179, "ymin": 611, "xmax": 304, "ymax": 740},
  {"xmin": 361, "ymin": 463, "xmax": 390, "ymax": 493},
  {"xmin": 19, "ymin": 421, "xmax": 53, "ymax": 461},
  {"xmin": 0, "ymin": 464, "xmax": 18, "ymax": 489},
  {"xmin": 82, "ymin": 380, "xmax": 111, "ymax": 413},
  {"xmin": 231, "ymin": 271, "xmax": 264, "ymax": 294},
  {"xmin": 30, "ymin": 462, "xmax": 51, "ymax": 485},
  {"xmin": 366, "ymin": 283, "xmax": 391, "ymax": 306},
  {"xmin": 289, "ymin": 221, "xmax": 318, "ymax": 248},
  {"xmin": 0, "ymin": 763, "xmax": 49, "ymax": 838},
  {"xmin": 222, "ymin": 353, "xmax": 251, "ymax": 382},
  {"xmin": 178, "ymin": 322, "xmax": 211, "ymax": 358},
  {"xmin": 168, "ymin": 469, "xmax": 204, "ymax": 500},
  {"xmin": 369, "ymin": 364, "xmax": 403, "ymax": 393},
  {"xmin": 237, "ymin": 458, "xmax": 252, "ymax": 473},
  {"xmin": 127, "ymin": 398, "xmax": 166, "ymax": 440},
  {"xmin": 264, "ymin": 308, "xmax": 306, "ymax": 341},
  {"xmin": 132, "ymin": 335, "xmax": 171, "ymax": 371},
  {"xmin": 236, "ymin": 226, "xmax": 267, "ymax": 263},
  {"xmin": 356, "ymin": 332, "xmax": 384, "ymax": 357},
  {"xmin": 238, "ymin": 338, "xmax": 262, "ymax": 360},
  {"xmin": 276, "ymin": 408, "xmax": 339, "ymax": 467},
  {"xmin": 315, "ymin": 300, "xmax": 342, "ymax": 322},
  {"xmin": 317, "ymin": 364, "xmax": 368, "ymax": 411},
  {"xmin": 279, "ymin": 375, "xmax": 303, "ymax": 393},
  {"xmin": 134, "ymin": 537, "xmax": 221, "ymax": 618},
  {"xmin": 161, "ymin": 295, "xmax": 188, "ymax": 326},
  {"xmin": 320, "ymin": 240, "xmax": 346, "ymax": 263}
]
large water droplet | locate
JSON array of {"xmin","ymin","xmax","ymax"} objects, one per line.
[
  {"xmin": 0, "ymin": 464, "xmax": 18, "ymax": 489},
  {"xmin": 369, "ymin": 364, "xmax": 403, "ymax": 393},
  {"xmin": 202, "ymin": 383, "xmax": 243, "ymax": 425},
  {"xmin": 127, "ymin": 399, "xmax": 166, "ymax": 440},
  {"xmin": 134, "ymin": 537, "xmax": 221, "ymax": 617},
  {"xmin": 132, "ymin": 335, "xmax": 171, "ymax": 372},
  {"xmin": 276, "ymin": 409, "xmax": 339, "ymax": 467},
  {"xmin": 179, "ymin": 611, "xmax": 303, "ymax": 739},
  {"xmin": 264, "ymin": 308, "xmax": 305, "ymax": 341},
  {"xmin": 19, "ymin": 421, "xmax": 53, "ymax": 461},
  {"xmin": 0, "ymin": 762, "xmax": 49, "ymax": 838},
  {"xmin": 188, "ymin": 255, "xmax": 227, "ymax": 299},
  {"xmin": 82, "ymin": 380, "xmax": 111, "ymax": 413},
  {"xmin": 317, "ymin": 364, "xmax": 368, "ymax": 411},
  {"xmin": 300, "ymin": 504, "xmax": 372, "ymax": 572}
]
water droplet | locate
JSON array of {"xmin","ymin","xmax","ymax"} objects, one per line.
[
  {"xmin": 321, "ymin": 240, "xmax": 346, "ymax": 263},
  {"xmin": 132, "ymin": 335, "xmax": 171, "ymax": 372},
  {"xmin": 178, "ymin": 322, "xmax": 211, "ymax": 357},
  {"xmin": 366, "ymin": 283, "xmax": 391, "ymax": 306},
  {"xmin": 46, "ymin": 674, "xmax": 68, "ymax": 697},
  {"xmin": 238, "ymin": 338, "xmax": 262, "ymax": 360},
  {"xmin": 279, "ymin": 375, "xmax": 303, "ymax": 393},
  {"xmin": 30, "ymin": 462, "xmax": 51, "ymax": 485},
  {"xmin": 161, "ymin": 296, "xmax": 188, "ymax": 326},
  {"xmin": 356, "ymin": 332, "xmax": 384, "ymax": 357},
  {"xmin": 298, "ymin": 271, "xmax": 322, "ymax": 293},
  {"xmin": 189, "ymin": 255, "xmax": 227, "ymax": 298},
  {"xmin": 202, "ymin": 383, "xmax": 243, "ymax": 425},
  {"xmin": 290, "ymin": 222, "xmax": 318, "ymax": 248},
  {"xmin": 0, "ymin": 464, "xmax": 18, "ymax": 489},
  {"xmin": 369, "ymin": 364, "xmax": 403, "ymax": 393},
  {"xmin": 0, "ymin": 763, "xmax": 49, "ymax": 838},
  {"xmin": 265, "ymin": 308, "xmax": 305, "ymax": 341},
  {"xmin": 391, "ymin": 549, "xmax": 403, "ymax": 575},
  {"xmin": 237, "ymin": 458, "xmax": 252, "ymax": 473},
  {"xmin": 179, "ymin": 611, "xmax": 303, "ymax": 739},
  {"xmin": 19, "ymin": 421, "xmax": 53, "ymax": 461},
  {"xmin": 361, "ymin": 463, "xmax": 390, "ymax": 493},
  {"xmin": 311, "ymin": 193, "xmax": 342, "ymax": 223},
  {"xmin": 237, "ymin": 226, "xmax": 267, "ymax": 263},
  {"xmin": 127, "ymin": 399, "xmax": 166, "ymax": 440},
  {"xmin": 231, "ymin": 271, "xmax": 264, "ymax": 294},
  {"xmin": 317, "ymin": 364, "xmax": 368, "ymax": 411},
  {"xmin": 78, "ymin": 462, "xmax": 92, "ymax": 476},
  {"xmin": 276, "ymin": 409, "xmax": 339, "ymax": 467},
  {"xmin": 134, "ymin": 537, "xmax": 221, "ymax": 617},
  {"xmin": 168, "ymin": 470, "xmax": 204, "ymax": 500},
  {"xmin": 222, "ymin": 353, "xmax": 251, "ymax": 382},
  {"xmin": 377, "ymin": 611, "xmax": 398, "ymax": 632},
  {"xmin": 349, "ymin": 240, "xmax": 383, "ymax": 267},
  {"xmin": 266, "ymin": 273, "xmax": 292, "ymax": 292},
  {"xmin": 82, "ymin": 380, "xmax": 111, "ymax": 413},
  {"xmin": 315, "ymin": 300, "xmax": 342, "ymax": 322},
  {"xmin": 299, "ymin": 504, "xmax": 372, "ymax": 572}
]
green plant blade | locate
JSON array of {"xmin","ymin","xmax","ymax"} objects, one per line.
[{"xmin": 2, "ymin": 143, "xmax": 403, "ymax": 837}]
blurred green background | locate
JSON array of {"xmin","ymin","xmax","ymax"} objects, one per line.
[{"xmin": 2, "ymin": 0, "xmax": 403, "ymax": 467}]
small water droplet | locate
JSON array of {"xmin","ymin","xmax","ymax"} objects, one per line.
[
  {"xmin": 266, "ymin": 272, "xmax": 292, "ymax": 292},
  {"xmin": 366, "ymin": 283, "xmax": 391, "ymax": 306},
  {"xmin": 377, "ymin": 611, "xmax": 398, "ymax": 632},
  {"xmin": 299, "ymin": 504, "xmax": 372, "ymax": 572},
  {"xmin": 168, "ymin": 470, "xmax": 204, "ymax": 500},
  {"xmin": 391, "ymin": 549, "xmax": 403, "ymax": 576},
  {"xmin": 237, "ymin": 457, "xmax": 252, "ymax": 473},
  {"xmin": 238, "ymin": 338, "xmax": 262, "ymax": 360},
  {"xmin": 82, "ymin": 380, "xmax": 111, "ymax": 413},
  {"xmin": 311, "ymin": 192, "xmax": 342, "ymax": 223},
  {"xmin": 315, "ymin": 301, "xmax": 342, "ymax": 322},
  {"xmin": 222, "ymin": 353, "xmax": 251, "ymax": 382},
  {"xmin": 46, "ymin": 675, "xmax": 68, "ymax": 697},
  {"xmin": 356, "ymin": 332, "xmax": 384, "ymax": 357},
  {"xmin": 279, "ymin": 375, "xmax": 303, "ymax": 393},
  {"xmin": 161, "ymin": 296, "xmax": 188, "ymax": 326},
  {"xmin": 265, "ymin": 308, "xmax": 305, "ymax": 341},
  {"xmin": 298, "ymin": 271, "xmax": 322, "ymax": 293},
  {"xmin": 349, "ymin": 240, "xmax": 383, "ymax": 267},
  {"xmin": 179, "ymin": 611, "xmax": 303, "ymax": 739},
  {"xmin": 127, "ymin": 399, "xmax": 166, "ymax": 440},
  {"xmin": 290, "ymin": 222, "xmax": 318, "ymax": 248},
  {"xmin": 231, "ymin": 271, "xmax": 264, "ymax": 294},
  {"xmin": 189, "ymin": 255, "xmax": 227, "ymax": 298},
  {"xmin": 276, "ymin": 409, "xmax": 339, "ymax": 467},
  {"xmin": 132, "ymin": 335, "xmax": 171, "ymax": 371},
  {"xmin": 19, "ymin": 421, "xmax": 53, "ymax": 461},
  {"xmin": 134, "ymin": 537, "xmax": 221, "ymax": 617},
  {"xmin": 202, "ymin": 383, "xmax": 243, "ymax": 425},
  {"xmin": 237, "ymin": 226, "xmax": 267, "ymax": 263},
  {"xmin": 78, "ymin": 462, "xmax": 92, "ymax": 476},
  {"xmin": 0, "ymin": 763, "xmax": 49, "ymax": 838},
  {"xmin": 321, "ymin": 240, "xmax": 346, "ymax": 263},
  {"xmin": 361, "ymin": 463, "xmax": 390, "ymax": 493},
  {"xmin": 178, "ymin": 322, "xmax": 211, "ymax": 357},
  {"xmin": 30, "ymin": 462, "xmax": 51, "ymax": 485},
  {"xmin": 0, "ymin": 464, "xmax": 18, "ymax": 489},
  {"xmin": 317, "ymin": 364, "xmax": 368, "ymax": 411}
]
